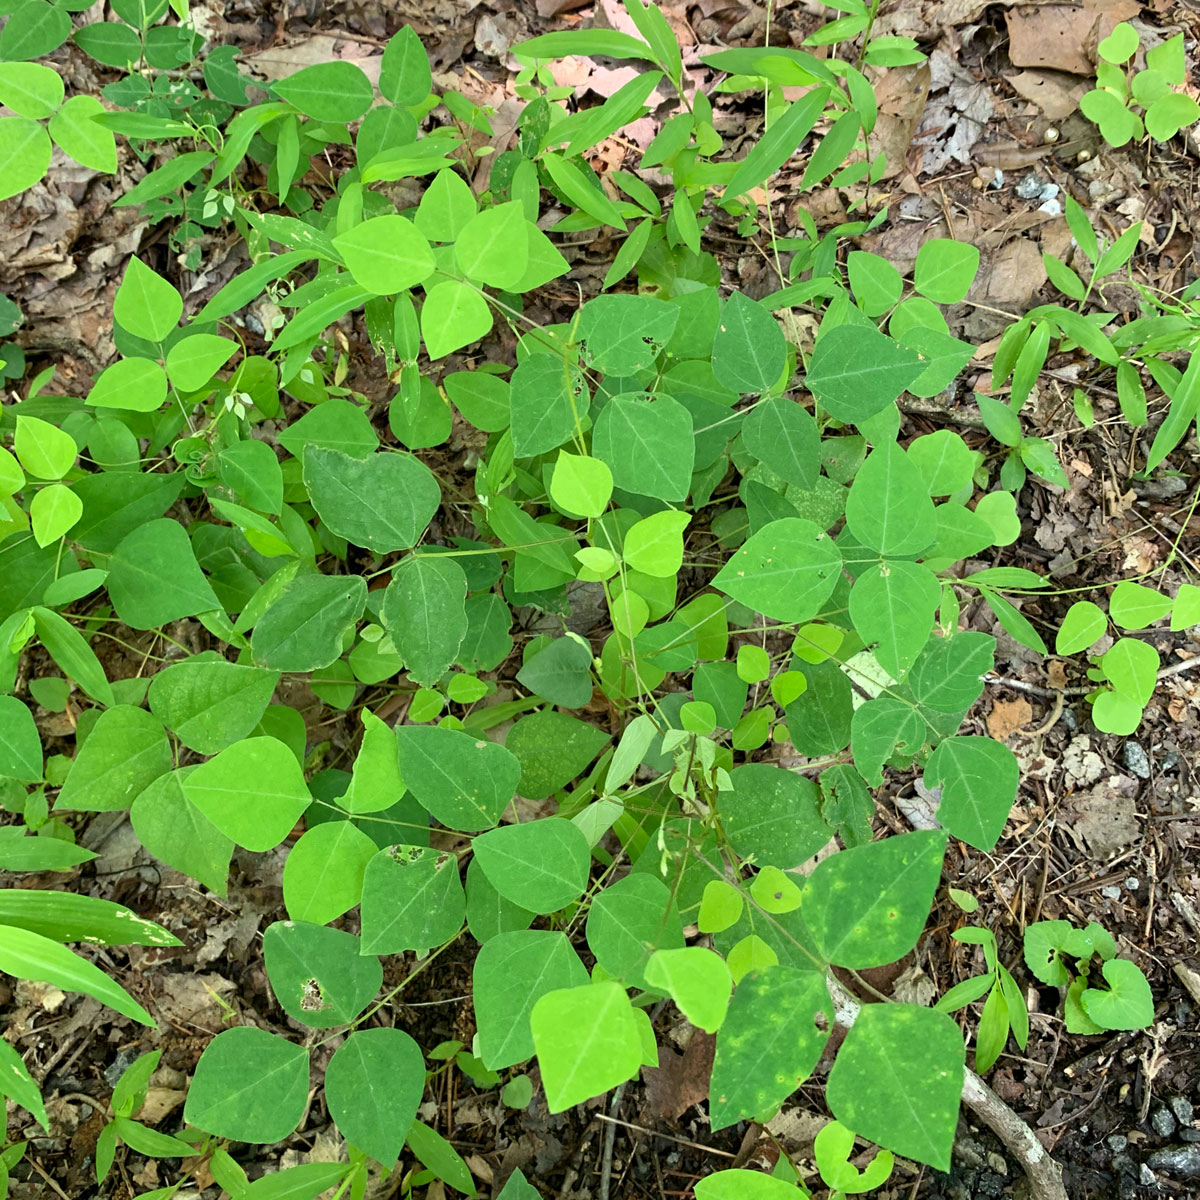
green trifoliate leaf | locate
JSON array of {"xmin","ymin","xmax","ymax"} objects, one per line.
[
  {"xmin": 826, "ymin": 1002, "xmax": 964, "ymax": 1171},
  {"xmin": 549, "ymin": 450, "xmax": 612, "ymax": 518},
  {"xmin": 474, "ymin": 930, "xmax": 588, "ymax": 1070},
  {"xmin": 381, "ymin": 554, "xmax": 468, "ymax": 686},
  {"xmin": 908, "ymin": 631, "xmax": 994, "ymax": 714},
  {"xmin": 251, "ymin": 573, "xmax": 368, "ymax": 672},
  {"xmin": 273, "ymin": 61, "xmax": 374, "ymax": 121},
  {"xmin": 711, "ymin": 292, "xmax": 787, "ymax": 394},
  {"xmin": 801, "ymin": 830, "xmax": 947, "ymax": 968},
  {"xmin": 585, "ymin": 873, "xmax": 683, "ymax": 990},
  {"xmin": 184, "ymin": 1027, "xmax": 309, "ymax": 1143},
  {"xmin": 325, "ymin": 1028, "xmax": 426, "ymax": 1167},
  {"xmin": 472, "ymin": 819, "xmax": 591, "ymax": 914},
  {"xmin": 578, "ymin": 294, "xmax": 678, "ymax": 375},
  {"xmin": 1079, "ymin": 959, "xmax": 1154, "ymax": 1031},
  {"xmin": 359, "ymin": 844, "xmax": 465, "ymax": 955},
  {"xmin": 592, "ymin": 393, "xmax": 694, "ymax": 502},
  {"xmin": 849, "ymin": 560, "xmax": 941, "ymax": 679},
  {"xmin": 741, "ymin": 396, "xmax": 820, "ymax": 488},
  {"xmin": 55, "ymin": 706, "xmax": 171, "ymax": 813},
  {"xmin": 709, "ymin": 966, "xmax": 832, "ymax": 1130},
  {"xmin": 283, "ymin": 820, "xmax": 375, "ymax": 925},
  {"xmin": 304, "ymin": 448, "xmax": 440, "ymax": 553},
  {"xmin": 925, "ymin": 736, "xmax": 1018, "ymax": 852},
  {"xmin": 805, "ymin": 325, "xmax": 923, "ymax": 424},
  {"xmin": 394, "ymin": 724, "xmax": 519, "ymax": 832},
  {"xmin": 912, "ymin": 239, "xmax": 980, "ymax": 304},
  {"xmin": 131, "ymin": 769, "xmax": 233, "ymax": 897},
  {"xmin": 845, "ymin": 442, "xmax": 936, "ymax": 557},
  {"xmin": 113, "ymin": 256, "xmax": 181, "ymax": 343},
  {"xmin": 712, "ymin": 518, "xmax": 842, "ymax": 624},
  {"xmin": 332, "ymin": 215, "xmax": 435, "ymax": 294},
  {"xmin": 1055, "ymin": 599, "xmax": 1107, "ymax": 654},
  {"xmin": 718, "ymin": 763, "xmax": 832, "ymax": 869},
  {"xmin": 644, "ymin": 948, "xmax": 732, "ymax": 1034},
  {"xmin": 1108, "ymin": 580, "xmax": 1171, "ymax": 630},
  {"xmin": 107, "ymin": 519, "xmax": 221, "ymax": 630},
  {"xmin": 262, "ymin": 920, "xmax": 381, "ymax": 1029}
]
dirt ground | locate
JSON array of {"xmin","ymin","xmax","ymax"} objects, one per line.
[{"xmin": 3, "ymin": 0, "xmax": 1200, "ymax": 1198}]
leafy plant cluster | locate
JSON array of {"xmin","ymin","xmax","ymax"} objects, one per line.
[
  {"xmin": 1081, "ymin": 22, "xmax": 1200, "ymax": 148},
  {"xmin": 0, "ymin": 1, "xmax": 1178, "ymax": 1196}
]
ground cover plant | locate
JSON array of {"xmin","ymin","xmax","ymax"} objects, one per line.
[{"xmin": 0, "ymin": 1, "xmax": 1196, "ymax": 1198}]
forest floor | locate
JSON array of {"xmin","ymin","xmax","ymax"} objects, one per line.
[{"xmin": 3, "ymin": 1, "xmax": 1200, "ymax": 1198}]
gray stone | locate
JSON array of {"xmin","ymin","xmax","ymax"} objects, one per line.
[
  {"xmin": 1147, "ymin": 1145, "xmax": 1200, "ymax": 1179},
  {"xmin": 1181, "ymin": 1129, "xmax": 1200, "ymax": 1143},
  {"xmin": 1108, "ymin": 1134, "xmax": 1129, "ymax": 1153},
  {"xmin": 1140, "ymin": 1164, "xmax": 1158, "ymax": 1186},
  {"xmin": 1169, "ymin": 1096, "xmax": 1194, "ymax": 1125},
  {"xmin": 1152, "ymin": 1106, "xmax": 1178, "ymax": 1137},
  {"xmin": 1123, "ymin": 740, "xmax": 1151, "ymax": 779}
]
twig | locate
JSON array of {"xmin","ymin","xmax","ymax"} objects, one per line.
[
  {"xmin": 597, "ymin": 1081, "xmax": 629, "ymax": 1200},
  {"xmin": 594, "ymin": 1113, "xmax": 737, "ymax": 1158},
  {"xmin": 825, "ymin": 973, "xmax": 1069, "ymax": 1200},
  {"xmin": 986, "ymin": 653, "xmax": 1200, "ymax": 700}
]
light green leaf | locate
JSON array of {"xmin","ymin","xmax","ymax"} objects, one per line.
[
  {"xmin": 48, "ymin": 95, "xmax": 116, "ymax": 172},
  {"xmin": 1100, "ymin": 636, "xmax": 1158, "ymax": 703},
  {"xmin": 184, "ymin": 1027, "xmax": 308, "ymax": 1142},
  {"xmin": 907, "ymin": 430, "xmax": 976, "ymax": 497},
  {"xmin": 695, "ymin": 1170, "xmax": 805, "ymax": 1199},
  {"xmin": 379, "ymin": 25, "xmax": 432, "ymax": 105},
  {"xmin": 0, "ymin": 117, "xmax": 51, "ymax": 201},
  {"xmin": 709, "ymin": 966, "xmax": 831, "ymax": 1130},
  {"xmin": 421, "ymin": 279, "xmax": 493, "ymax": 359},
  {"xmin": 0, "ymin": 924, "xmax": 154, "ymax": 1026},
  {"xmin": 86, "ymin": 357, "xmax": 169, "ymax": 413},
  {"xmin": 0, "ymin": 1036, "xmax": 48, "ymax": 1129},
  {"xmin": 712, "ymin": 518, "xmax": 842, "ymax": 623},
  {"xmin": 1108, "ymin": 581, "xmax": 1171, "ymax": 630},
  {"xmin": 283, "ymin": 821, "xmax": 375, "ymax": 925},
  {"xmin": 623, "ymin": 510, "xmax": 690, "ymax": 578},
  {"xmin": 1079, "ymin": 959, "xmax": 1154, "ymax": 1030},
  {"xmin": 723, "ymin": 87, "xmax": 829, "ymax": 200},
  {"xmin": 114, "ymin": 257, "xmax": 182, "ymax": 343},
  {"xmin": 0, "ymin": 695, "xmax": 42, "ymax": 783},
  {"xmin": 148, "ymin": 655, "xmax": 278, "ymax": 756},
  {"xmin": 165, "ymin": 334, "xmax": 238, "ymax": 392},
  {"xmin": 29, "ymin": 484, "xmax": 80, "ymax": 547},
  {"xmin": 550, "ymin": 451, "xmax": 612, "ymax": 518},
  {"xmin": 342, "ymin": 709, "xmax": 405, "ymax": 815},
  {"xmin": 406, "ymin": 1120, "xmax": 477, "ymax": 1196},
  {"xmin": 332, "ymin": 216, "xmax": 435, "ymax": 294},
  {"xmin": 644, "ymin": 948, "xmax": 731, "ymax": 1034},
  {"xmin": 826, "ymin": 1003, "xmax": 964, "ymax": 1171},
  {"xmin": 913, "ymin": 239, "xmax": 980, "ymax": 304},
  {"xmin": 1171, "ymin": 583, "xmax": 1200, "ymax": 632},
  {"xmin": 0, "ymin": 890, "xmax": 177, "ymax": 947},
  {"xmin": 509, "ymin": 354, "xmax": 587, "ymax": 458},
  {"xmin": 455, "ymin": 202, "xmax": 530, "ymax": 289},
  {"xmin": 0, "ymin": 62, "xmax": 63, "ymax": 119},
  {"xmin": 414, "ymin": 168, "xmax": 477, "ymax": 241},
  {"xmin": 908, "ymin": 630, "xmax": 994, "ymax": 713},
  {"xmin": 848, "ymin": 250, "xmax": 903, "ymax": 316},
  {"xmin": 14, "ymin": 415, "xmax": 76, "ymax": 480},
  {"xmin": 182, "ymin": 736, "xmax": 311, "ymax": 852},
  {"xmin": 531, "ymin": 981, "xmax": 643, "ymax": 1112}
]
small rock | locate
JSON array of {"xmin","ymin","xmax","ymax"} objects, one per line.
[
  {"xmin": 1180, "ymin": 1129, "xmax": 1200, "ymax": 1143},
  {"xmin": 1016, "ymin": 173, "xmax": 1045, "ymax": 200},
  {"xmin": 1147, "ymin": 1145, "xmax": 1200, "ymax": 1179},
  {"xmin": 1123, "ymin": 741, "xmax": 1151, "ymax": 778},
  {"xmin": 1140, "ymin": 1164, "xmax": 1158, "ymax": 1186},
  {"xmin": 1108, "ymin": 1134, "xmax": 1129, "ymax": 1153},
  {"xmin": 986, "ymin": 1152, "xmax": 1008, "ymax": 1176},
  {"xmin": 1039, "ymin": 198, "xmax": 1063, "ymax": 216},
  {"xmin": 977, "ymin": 1171, "xmax": 1005, "ymax": 1197},
  {"xmin": 1152, "ymin": 1106, "xmax": 1178, "ymax": 1137},
  {"xmin": 1103, "ymin": 885, "xmax": 1122, "ymax": 900},
  {"xmin": 1126, "ymin": 877, "xmax": 1140, "ymax": 891},
  {"xmin": 104, "ymin": 1046, "xmax": 140, "ymax": 1088},
  {"xmin": 1169, "ymin": 1097, "xmax": 1194, "ymax": 1125}
]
